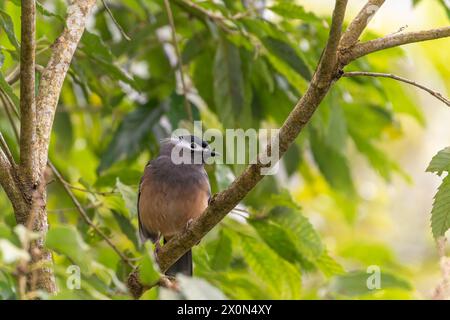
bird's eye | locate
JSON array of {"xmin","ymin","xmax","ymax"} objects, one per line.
[
  {"xmin": 202, "ymin": 141, "xmax": 207, "ymax": 148},
  {"xmin": 190, "ymin": 142, "xmax": 196, "ymax": 149}
]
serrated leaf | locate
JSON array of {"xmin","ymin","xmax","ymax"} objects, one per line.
[
  {"xmin": 210, "ymin": 229, "xmax": 233, "ymax": 271},
  {"xmin": 268, "ymin": 206, "xmax": 324, "ymax": 260},
  {"xmin": 98, "ymin": 103, "xmax": 163, "ymax": 172},
  {"xmin": 427, "ymin": 147, "xmax": 450, "ymax": 175},
  {"xmin": 431, "ymin": 175, "xmax": 450, "ymax": 238},
  {"xmin": 315, "ymin": 250, "xmax": 345, "ymax": 277},
  {"xmin": 249, "ymin": 218, "xmax": 301, "ymax": 263},
  {"xmin": 239, "ymin": 234, "xmax": 301, "ymax": 298}
]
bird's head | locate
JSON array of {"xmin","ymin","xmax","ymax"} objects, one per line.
[{"xmin": 160, "ymin": 135, "xmax": 218, "ymax": 164}]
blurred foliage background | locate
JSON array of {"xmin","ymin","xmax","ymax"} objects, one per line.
[{"xmin": 0, "ymin": 0, "xmax": 449, "ymax": 300}]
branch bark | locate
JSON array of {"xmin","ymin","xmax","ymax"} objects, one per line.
[
  {"xmin": 339, "ymin": 0, "xmax": 385, "ymax": 49},
  {"xmin": 35, "ymin": 0, "xmax": 96, "ymax": 183},
  {"xmin": 19, "ymin": 0, "xmax": 37, "ymax": 184},
  {"xmin": 341, "ymin": 26, "xmax": 450, "ymax": 64},
  {"xmin": 343, "ymin": 71, "xmax": 450, "ymax": 107}
]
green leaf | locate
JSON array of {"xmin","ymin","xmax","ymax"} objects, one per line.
[
  {"xmin": 0, "ymin": 71, "xmax": 19, "ymax": 108},
  {"xmin": 140, "ymin": 287, "xmax": 158, "ymax": 300},
  {"xmin": 80, "ymin": 32, "xmax": 138, "ymax": 90},
  {"xmin": 98, "ymin": 103, "xmax": 163, "ymax": 172},
  {"xmin": 430, "ymin": 175, "xmax": 450, "ymax": 238},
  {"xmin": 0, "ymin": 50, "xmax": 4, "ymax": 68},
  {"xmin": 176, "ymin": 275, "xmax": 228, "ymax": 300},
  {"xmin": 315, "ymin": 250, "xmax": 345, "ymax": 277},
  {"xmin": 310, "ymin": 127, "xmax": 355, "ymax": 196},
  {"xmin": 52, "ymin": 111, "xmax": 74, "ymax": 153},
  {"xmin": 46, "ymin": 226, "xmax": 92, "ymax": 273},
  {"xmin": 427, "ymin": 147, "xmax": 450, "ymax": 175},
  {"xmin": 139, "ymin": 250, "xmax": 160, "ymax": 286},
  {"xmin": 213, "ymin": 36, "xmax": 247, "ymax": 128},
  {"xmin": 249, "ymin": 218, "xmax": 301, "ymax": 264},
  {"xmin": 268, "ymin": 206, "xmax": 324, "ymax": 261},
  {"xmin": 329, "ymin": 270, "xmax": 412, "ymax": 297},
  {"xmin": 0, "ymin": 9, "xmax": 20, "ymax": 51},
  {"xmin": 262, "ymin": 36, "xmax": 312, "ymax": 81},
  {"xmin": 239, "ymin": 234, "xmax": 302, "ymax": 299},
  {"xmin": 210, "ymin": 229, "xmax": 233, "ymax": 271},
  {"xmin": 438, "ymin": 0, "xmax": 450, "ymax": 20},
  {"xmin": 112, "ymin": 210, "xmax": 139, "ymax": 249},
  {"xmin": 115, "ymin": 179, "xmax": 138, "ymax": 218},
  {"xmin": 269, "ymin": 3, "xmax": 320, "ymax": 22},
  {"xmin": 10, "ymin": 0, "xmax": 64, "ymax": 22}
]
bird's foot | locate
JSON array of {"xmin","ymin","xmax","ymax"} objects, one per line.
[{"xmin": 154, "ymin": 241, "xmax": 162, "ymax": 264}]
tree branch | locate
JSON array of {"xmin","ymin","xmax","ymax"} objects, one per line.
[
  {"xmin": 35, "ymin": 0, "xmax": 96, "ymax": 183},
  {"xmin": 339, "ymin": 0, "xmax": 385, "ymax": 49},
  {"xmin": 341, "ymin": 26, "xmax": 450, "ymax": 64},
  {"xmin": 315, "ymin": 0, "xmax": 348, "ymax": 88},
  {"xmin": 343, "ymin": 71, "xmax": 450, "ymax": 107},
  {"xmin": 155, "ymin": 0, "xmax": 349, "ymax": 274},
  {"xmin": 19, "ymin": 0, "xmax": 37, "ymax": 184}
]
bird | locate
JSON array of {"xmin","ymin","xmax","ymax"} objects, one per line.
[{"xmin": 137, "ymin": 135, "xmax": 217, "ymax": 277}]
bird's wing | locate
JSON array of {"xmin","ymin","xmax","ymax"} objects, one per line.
[{"xmin": 137, "ymin": 162, "xmax": 159, "ymax": 244}]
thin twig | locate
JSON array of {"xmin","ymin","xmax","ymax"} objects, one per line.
[
  {"xmin": 0, "ymin": 132, "xmax": 16, "ymax": 167},
  {"xmin": 343, "ymin": 71, "xmax": 450, "ymax": 107},
  {"xmin": 0, "ymin": 91, "xmax": 20, "ymax": 141},
  {"xmin": 163, "ymin": 0, "xmax": 193, "ymax": 122},
  {"xmin": 101, "ymin": 0, "xmax": 131, "ymax": 41},
  {"xmin": 173, "ymin": 0, "xmax": 234, "ymax": 33},
  {"xmin": 63, "ymin": 182, "xmax": 118, "ymax": 196},
  {"xmin": 48, "ymin": 161, "xmax": 134, "ymax": 269}
]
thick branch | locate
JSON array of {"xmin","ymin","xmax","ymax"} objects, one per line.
[
  {"xmin": 35, "ymin": 0, "xmax": 96, "ymax": 182},
  {"xmin": 340, "ymin": 0, "xmax": 385, "ymax": 49},
  {"xmin": 156, "ymin": 0, "xmax": 348, "ymax": 274},
  {"xmin": 315, "ymin": 0, "xmax": 348, "ymax": 88},
  {"xmin": 20, "ymin": 0, "xmax": 37, "ymax": 183},
  {"xmin": 343, "ymin": 71, "xmax": 450, "ymax": 107},
  {"xmin": 341, "ymin": 26, "xmax": 450, "ymax": 64}
]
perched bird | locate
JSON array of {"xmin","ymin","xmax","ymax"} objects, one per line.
[{"xmin": 138, "ymin": 135, "xmax": 216, "ymax": 276}]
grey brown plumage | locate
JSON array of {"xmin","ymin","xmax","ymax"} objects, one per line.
[{"xmin": 138, "ymin": 136, "xmax": 213, "ymax": 276}]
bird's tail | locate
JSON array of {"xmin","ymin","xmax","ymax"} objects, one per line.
[{"xmin": 164, "ymin": 238, "xmax": 192, "ymax": 277}]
